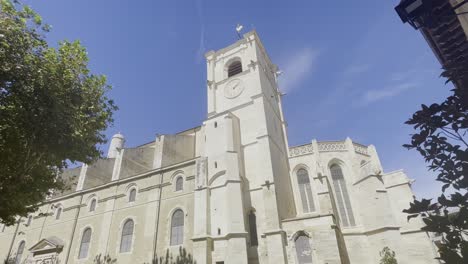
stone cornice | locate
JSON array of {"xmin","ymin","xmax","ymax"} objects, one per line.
[{"xmin": 40, "ymin": 158, "xmax": 197, "ymax": 205}]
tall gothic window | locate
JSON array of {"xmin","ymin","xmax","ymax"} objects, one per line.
[
  {"xmin": 89, "ymin": 199, "xmax": 96, "ymax": 212},
  {"xmin": 248, "ymin": 211, "xmax": 258, "ymax": 246},
  {"xmin": 330, "ymin": 164, "xmax": 355, "ymax": 227},
  {"xmin": 78, "ymin": 228, "xmax": 91, "ymax": 259},
  {"xmin": 175, "ymin": 177, "xmax": 183, "ymax": 191},
  {"xmin": 170, "ymin": 209, "xmax": 184, "ymax": 245},
  {"xmin": 297, "ymin": 169, "xmax": 315, "ymax": 213},
  {"xmin": 55, "ymin": 207, "xmax": 62, "ymax": 220},
  {"xmin": 15, "ymin": 241, "xmax": 25, "ymax": 264},
  {"xmin": 129, "ymin": 189, "xmax": 136, "ymax": 202},
  {"xmin": 295, "ymin": 235, "xmax": 313, "ymax": 264},
  {"xmin": 120, "ymin": 219, "xmax": 134, "ymax": 253},
  {"xmin": 26, "ymin": 215, "xmax": 32, "ymax": 226},
  {"xmin": 228, "ymin": 61, "xmax": 242, "ymax": 77}
]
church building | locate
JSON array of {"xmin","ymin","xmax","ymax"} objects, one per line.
[{"xmin": 0, "ymin": 31, "xmax": 439, "ymax": 264}]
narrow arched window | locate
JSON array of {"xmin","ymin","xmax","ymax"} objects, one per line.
[
  {"xmin": 297, "ymin": 169, "xmax": 315, "ymax": 213},
  {"xmin": 228, "ymin": 61, "xmax": 242, "ymax": 77},
  {"xmin": 15, "ymin": 241, "xmax": 25, "ymax": 264},
  {"xmin": 26, "ymin": 215, "xmax": 32, "ymax": 226},
  {"xmin": 175, "ymin": 177, "xmax": 183, "ymax": 191},
  {"xmin": 170, "ymin": 209, "xmax": 184, "ymax": 245},
  {"xmin": 120, "ymin": 219, "xmax": 134, "ymax": 253},
  {"xmin": 55, "ymin": 207, "xmax": 62, "ymax": 220},
  {"xmin": 295, "ymin": 235, "xmax": 313, "ymax": 264},
  {"xmin": 129, "ymin": 189, "xmax": 136, "ymax": 202},
  {"xmin": 248, "ymin": 211, "xmax": 258, "ymax": 246},
  {"xmin": 89, "ymin": 199, "xmax": 96, "ymax": 212},
  {"xmin": 330, "ymin": 164, "xmax": 355, "ymax": 227},
  {"xmin": 78, "ymin": 228, "xmax": 91, "ymax": 259}
]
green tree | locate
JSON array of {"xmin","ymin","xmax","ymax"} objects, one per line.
[
  {"xmin": 0, "ymin": 0, "xmax": 117, "ymax": 225},
  {"xmin": 146, "ymin": 247, "xmax": 196, "ymax": 264},
  {"xmin": 379, "ymin": 247, "xmax": 398, "ymax": 264},
  {"xmin": 94, "ymin": 254, "xmax": 117, "ymax": 264},
  {"xmin": 402, "ymin": 31, "xmax": 468, "ymax": 264}
]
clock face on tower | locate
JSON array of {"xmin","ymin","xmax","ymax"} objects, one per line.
[{"xmin": 224, "ymin": 78, "xmax": 244, "ymax": 99}]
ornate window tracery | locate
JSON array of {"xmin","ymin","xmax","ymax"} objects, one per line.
[
  {"xmin": 330, "ymin": 164, "xmax": 355, "ymax": 227},
  {"xmin": 297, "ymin": 168, "xmax": 315, "ymax": 213}
]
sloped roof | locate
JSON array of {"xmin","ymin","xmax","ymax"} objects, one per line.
[{"xmin": 29, "ymin": 236, "xmax": 65, "ymax": 253}]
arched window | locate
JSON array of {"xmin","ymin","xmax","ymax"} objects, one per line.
[
  {"xmin": 295, "ymin": 235, "xmax": 313, "ymax": 264},
  {"xmin": 175, "ymin": 177, "xmax": 183, "ymax": 191},
  {"xmin": 297, "ymin": 169, "xmax": 315, "ymax": 213},
  {"xmin": 228, "ymin": 61, "xmax": 242, "ymax": 77},
  {"xmin": 55, "ymin": 207, "xmax": 62, "ymax": 220},
  {"xmin": 330, "ymin": 164, "xmax": 355, "ymax": 227},
  {"xmin": 129, "ymin": 189, "xmax": 136, "ymax": 202},
  {"xmin": 15, "ymin": 241, "xmax": 25, "ymax": 264},
  {"xmin": 170, "ymin": 209, "xmax": 184, "ymax": 245},
  {"xmin": 89, "ymin": 199, "xmax": 96, "ymax": 212},
  {"xmin": 248, "ymin": 211, "xmax": 258, "ymax": 246},
  {"xmin": 78, "ymin": 228, "xmax": 92, "ymax": 259},
  {"xmin": 26, "ymin": 215, "xmax": 32, "ymax": 226},
  {"xmin": 120, "ymin": 219, "xmax": 134, "ymax": 253}
]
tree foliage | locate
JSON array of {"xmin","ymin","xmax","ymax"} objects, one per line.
[
  {"xmin": 146, "ymin": 247, "xmax": 196, "ymax": 264},
  {"xmin": 402, "ymin": 37, "xmax": 468, "ymax": 264},
  {"xmin": 94, "ymin": 254, "xmax": 117, "ymax": 264},
  {"xmin": 0, "ymin": 0, "xmax": 117, "ymax": 225},
  {"xmin": 379, "ymin": 247, "xmax": 398, "ymax": 264}
]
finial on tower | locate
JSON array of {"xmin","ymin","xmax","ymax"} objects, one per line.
[{"xmin": 235, "ymin": 24, "xmax": 243, "ymax": 39}]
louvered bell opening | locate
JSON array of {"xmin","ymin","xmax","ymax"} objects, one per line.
[{"xmin": 228, "ymin": 61, "xmax": 242, "ymax": 77}]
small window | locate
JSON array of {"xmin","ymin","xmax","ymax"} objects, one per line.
[
  {"xmin": 1, "ymin": 224, "xmax": 5, "ymax": 232},
  {"xmin": 26, "ymin": 215, "xmax": 32, "ymax": 226},
  {"xmin": 56, "ymin": 207, "xmax": 62, "ymax": 220},
  {"xmin": 170, "ymin": 209, "xmax": 184, "ymax": 245},
  {"xmin": 15, "ymin": 241, "xmax": 25, "ymax": 264},
  {"xmin": 89, "ymin": 199, "xmax": 96, "ymax": 212},
  {"xmin": 78, "ymin": 228, "xmax": 92, "ymax": 259},
  {"xmin": 129, "ymin": 189, "xmax": 136, "ymax": 202},
  {"xmin": 120, "ymin": 219, "xmax": 134, "ymax": 253},
  {"xmin": 295, "ymin": 235, "xmax": 313, "ymax": 264},
  {"xmin": 175, "ymin": 177, "xmax": 183, "ymax": 191},
  {"xmin": 228, "ymin": 61, "xmax": 242, "ymax": 77}
]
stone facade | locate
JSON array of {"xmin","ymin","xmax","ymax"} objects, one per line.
[{"xmin": 0, "ymin": 31, "xmax": 439, "ymax": 264}]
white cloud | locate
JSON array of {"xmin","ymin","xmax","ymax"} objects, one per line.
[
  {"xmin": 361, "ymin": 82, "xmax": 417, "ymax": 104},
  {"xmin": 279, "ymin": 48, "xmax": 319, "ymax": 93}
]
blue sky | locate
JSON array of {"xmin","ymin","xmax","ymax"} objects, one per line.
[{"xmin": 27, "ymin": 0, "xmax": 451, "ymax": 199}]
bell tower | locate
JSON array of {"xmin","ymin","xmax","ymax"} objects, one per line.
[{"xmin": 193, "ymin": 31, "xmax": 295, "ymax": 264}]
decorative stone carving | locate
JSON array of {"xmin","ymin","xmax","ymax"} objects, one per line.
[
  {"xmin": 353, "ymin": 143, "xmax": 369, "ymax": 156},
  {"xmin": 317, "ymin": 142, "xmax": 346, "ymax": 152},
  {"xmin": 360, "ymin": 161, "xmax": 382, "ymax": 178},
  {"xmin": 195, "ymin": 157, "xmax": 207, "ymax": 189},
  {"xmin": 289, "ymin": 144, "xmax": 313, "ymax": 157}
]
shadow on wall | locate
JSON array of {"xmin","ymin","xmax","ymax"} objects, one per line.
[{"xmin": 145, "ymin": 247, "xmax": 196, "ymax": 264}]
